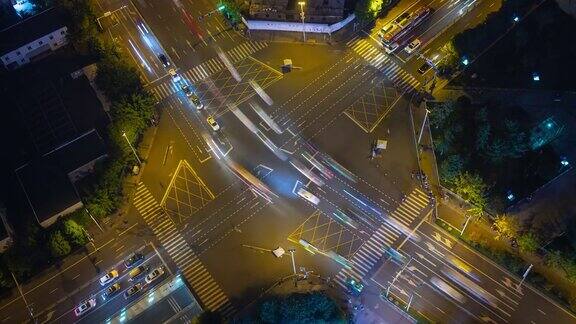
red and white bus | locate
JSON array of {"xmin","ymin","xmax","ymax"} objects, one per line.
[{"xmin": 381, "ymin": 6, "xmax": 432, "ymax": 53}]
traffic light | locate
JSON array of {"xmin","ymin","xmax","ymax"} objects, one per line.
[{"xmin": 217, "ymin": 4, "xmax": 226, "ymax": 11}]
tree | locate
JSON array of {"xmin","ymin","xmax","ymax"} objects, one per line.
[
  {"xmin": 546, "ymin": 250, "xmax": 564, "ymax": 269},
  {"xmin": 49, "ymin": 231, "xmax": 71, "ymax": 257},
  {"xmin": 453, "ymin": 172, "xmax": 487, "ymax": 209},
  {"xmin": 436, "ymin": 41, "xmax": 460, "ymax": 76},
  {"xmin": 355, "ymin": 0, "xmax": 383, "ymax": 22},
  {"xmin": 503, "ymin": 119, "xmax": 528, "ymax": 158},
  {"xmin": 517, "ymin": 232, "xmax": 540, "ymax": 253},
  {"xmin": 493, "ymin": 214, "xmax": 520, "ymax": 240},
  {"xmin": 439, "ymin": 154, "xmax": 464, "ymax": 184},
  {"xmin": 95, "ymin": 56, "xmax": 143, "ymax": 101},
  {"xmin": 429, "ymin": 101, "xmax": 455, "ymax": 130},
  {"xmin": 258, "ymin": 299, "xmax": 278, "ymax": 323},
  {"xmin": 63, "ymin": 219, "xmax": 88, "ymax": 246}
]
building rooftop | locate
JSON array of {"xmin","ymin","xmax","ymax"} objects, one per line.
[
  {"xmin": 0, "ymin": 7, "xmax": 69, "ymax": 56},
  {"xmin": 16, "ymin": 129, "xmax": 107, "ymax": 225}
]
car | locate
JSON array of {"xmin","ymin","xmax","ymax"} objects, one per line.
[
  {"xmin": 190, "ymin": 94, "xmax": 204, "ymax": 109},
  {"xmin": 206, "ymin": 115, "xmax": 220, "ymax": 131},
  {"xmin": 102, "ymin": 283, "xmax": 121, "ymax": 300},
  {"xmin": 145, "ymin": 266, "xmax": 166, "ymax": 284},
  {"xmin": 417, "ymin": 61, "xmax": 432, "ymax": 74},
  {"xmin": 124, "ymin": 283, "xmax": 142, "ymax": 299},
  {"xmin": 74, "ymin": 298, "xmax": 96, "ymax": 316},
  {"xmin": 129, "ymin": 265, "xmax": 150, "ymax": 281},
  {"xmin": 297, "ymin": 188, "xmax": 320, "ymax": 205},
  {"xmin": 168, "ymin": 68, "xmax": 181, "ymax": 83},
  {"xmin": 378, "ymin": 23, "xmax": 394, "ymax": 38},
  {"xmin": 181, "ymin": 84, "xmax": 193, "ymax": 97},
  {"xmin": 123, "ymin": 253, "xmax": 144, "ymax": 269},
  {"xmin": 99, "ymin": 269, "xmax": 119, "ymax": 286},
  {"xmin": 346, "ymin": 278, "xmax": 364, "ymax": 296},
  {"xmin": 404, "ymin": 39, "xmax": 421, "ymax": 54},
  {"xmin": 157, "ymin": 53, "xmax": 169, "ymax": 67},
  {"xmin": 384, "ymin": 42, "xmax": 399, "ymax": 54}
]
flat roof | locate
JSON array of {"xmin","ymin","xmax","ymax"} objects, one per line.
[
  {"xmin": 0, "ymin": 7, "xmax": 69, "ymax": 56},
  {"xmin": 16, "ymin": 130, "xmax": 107, "ymax": 224}
]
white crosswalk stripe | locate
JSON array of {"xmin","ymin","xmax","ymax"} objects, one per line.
[
  {"xmin": 348, "ymin": 38, "xmax": 420, "ymax": 94},
  {"xmin": 149, "ymin": 41, "xmax": 269, "ymax": 101},
  {"xmin": 133, "ymin": 183, "xmax": 234, "ymax": 317},
  {"xmin": 334, "ymin": 188, "xmax": 429, "ymax": 289}
]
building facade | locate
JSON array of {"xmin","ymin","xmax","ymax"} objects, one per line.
[
  {"xmin": 249, "ymin": 0, "xmax": 345, "ymax": 23},
  {"xmin": 0, "ymin": 7, "xmax": 68, "ymax": 70}
]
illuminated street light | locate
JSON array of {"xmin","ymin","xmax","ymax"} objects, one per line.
[
  {"xmin": 122, "ymin": 131, "xmax": 142, "ymax": 165},
  {"xmin": 532, "ymin": 73, "xmax": 540, "ymax": 82},
  {"xmin": 561, "ymin": 157, "xmax": 569, "ymax": 167},
  {"xmin": 298, "ymin": 2, "xmax": 306, "ymax": 42},
  {"xmin": 461, "ymin": 56, "xmax": 469, "ymax": 66},
  {"xmin": 513, "ymin": 15, "xmax": 519, "ymax": 22},
  {"xmin": 506, "ymin": 190, "xmax": 515, "ymax": 201}
]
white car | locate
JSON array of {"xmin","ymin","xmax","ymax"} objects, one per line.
[
  {"xmin": 145, "ymin": 266, "xmax": 165, "ymax": 284},
  {"xmin": 297, "ymin": 188, "xmax": 320, "ymax": 205},
  {"xmin": 168, "ymin": 68, "xmax": 181, "ymax": 83},
  {"xmin": 404, "ymin": 39, "xmax": 421, "ymax": 54},
  {"xmin": 207, "ymin": 116, "xmax": 220, "ymax": 131},
  {"xmin": 99, "ymin": 270, "xmax": 119, "ymax": 286},
  {"xmin": 74, "ymin": 298, "xmax": 96, "ymax": 317}
]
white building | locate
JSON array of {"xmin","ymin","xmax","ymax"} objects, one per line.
[{"xmin": 0, "ymin": 7, "xmax": 68, "ymax": 70}]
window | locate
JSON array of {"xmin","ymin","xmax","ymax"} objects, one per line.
[
  {"xmin": 60, "ymin": 30, "xmax": 65, "ymax": 35},
  {"xmin": 4, "ymin": 57, "xmax": 8, "ymax": 62},
  {"xmin": 49, "ymin": 35, "xmax": 54, "ymax": 40},
  {"xmin": 28, "ymin": 46, "xmax": 32, "ymax": 50},
  {"xmin": 38, "ymin": 40, "xmax": 43, "ymax": 45},
  {"xmin": 16, "ymin": 51, "xmax": 20, "ymax": 55}
]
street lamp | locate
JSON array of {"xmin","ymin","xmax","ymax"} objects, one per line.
[
  {"xmin": 122, "ymin": 131, "xmax": 142, "ymax": 165},
  {"xmin": 298, "ymin": 2, "xmax": 306, "ymax": 42},
  {"xmin": 288, "ymin": 248, "xmax": 298, "ymax": 287}
]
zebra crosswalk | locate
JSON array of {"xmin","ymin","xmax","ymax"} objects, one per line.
[
  {"xmin": 335, "ymin": 188, "xmax": 430, "ymax": 289},
  {"xmin": 347, "ymin": 38, "xmax": 420, "ymax": 94},
  {"xmin": 150, "ymin": 41, "xmax": 268, "ymax": 101},
  {"xmin": 133, "ymin": 183, "xmax": 234, "ymax": 317}
]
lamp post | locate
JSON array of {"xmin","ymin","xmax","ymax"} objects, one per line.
[
  {"xmin": 288, "ymin": 248, "xmax": 298, "ymax": 287},
  {"xmin": 122, "ymin": 131, "xmax": 142, "ymax": 165},
  {"xmin": 298, "ymin": 2, "xmax": 306, "ymax": 42},
  {"xmin": 417, "ymin": 109, "xmax": 430, "ymax": 145}
]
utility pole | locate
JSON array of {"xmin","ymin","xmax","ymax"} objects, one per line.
[
  {"xmin": 122, "ymin": 131, "xmax": 142, "ymax": 165},
  {"xmin": 289, "ymin": 249, "xmax": 297, "ymax": 287},
  {"xmin": 461, "ymin": 215, "xmax": 472, "ymax": 236},
  {"xmin": 298, "ymin": 2, "xmax": 306, "ymax": 42},
  {"xmin": 417, "ymin": 109, "xmax": 430, "ymax": 145},
  {"xmin": 517, "ymin": 264, "xmax": 533, "ymax": 292}
]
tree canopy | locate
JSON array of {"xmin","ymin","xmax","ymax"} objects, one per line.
[{"xmin": 242, "ymin": 292, "xmax": 345, "ymax": 323}]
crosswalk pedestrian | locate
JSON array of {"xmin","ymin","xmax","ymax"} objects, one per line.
[
  {"xmin": 348, "ymin": 38, "xmax": 420, "ymax": 94},
  {"xmin": 334, "ymin": 188, "xmax": 429, "ymax": 289},
  {"xmin": 149, "ymin": 41, "xmax": 268, "ymax": 101},
  {"xmin": 133, "ymin": 183, "xmax": 235, "ymax": 317}
]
